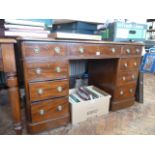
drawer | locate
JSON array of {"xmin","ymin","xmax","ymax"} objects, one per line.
[
  {"xmin": 0, "ymin": 60, "xmax": 3, "ymax": 71},
  {"xmin": 68, "ymin": 43, "xmax": 100, "ymax": 57},
  {"xmin": 25, "ymin": 60, "xmax": 69, "ymax": 81},
  {"xmin": 122, "ymin": 46, "xmax": 142, "ymax": 55},
  {"xmin": 29, "ymin": 80, "xmax": 69, "ymax": 102},
  {"xmin": 119, "ymin": 58, "xmax": 141, "ymax": 70},
  {"xmin": 98, "ymin": 45, "xmax": 121, "ymax": 56},
  {"xmin": 22, "ymin": 43, "xmax": 66, "ymax": 58},
  {"xmin": 117, "ymin": 70, "xmax": 138, "ymax": 86},
  {"xmin": 31, "ymin": 97, "xmax": 69, "ymax": 123},
  {"xmin": 113, "ymin": 83, "xmax": 136, "ymax": 100}
]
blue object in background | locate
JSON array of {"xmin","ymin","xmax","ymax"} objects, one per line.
[{"xmin": 141, "ymin": 53, "xmax": 155, "ymax": 74}]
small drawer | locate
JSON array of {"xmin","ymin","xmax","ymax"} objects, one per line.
[
  {"xmin": 117, "ymin": 70, "xmax": 138, "ymax": 86},
  {"xmin": 122, "ymin": 46, "xmax": 142, "ymax": 55},
  {"xmin": 98, "ymin": 45, "xmax": 121, "ymax": 56},
  {"xmin": 68, "ymin": 43, "xmax": 99, "ymax": 57},
  {"xmin": 31, "ymin": 97, "xmax": 69, "ymax": 123},
  {"xmin": 22, "ymin": 43, "xmax": 66, "ymax": 58},
  {"xmin": 29, "ymin": 80, "xmax": 69, "ymax": 102},
  {"xmin": 113, "ymin": 83, "xmax": 136, "ymax": 100},
  {"xmin": 25, "ymin": 60, "xmax": 69, "ymax": 81},
  {"xmin": 119, "ymin": 58, "xmax": 141, "ymax": 70}
]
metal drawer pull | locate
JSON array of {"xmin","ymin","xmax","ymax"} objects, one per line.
[
  {"xmin": 111, "ymin": 48, "xmax": 116, "ymax": 53},
  {"xmin": 126, "ymin": 49, "xmax": 131, "ymax": 54},
  {"xmin": 132, "ymin": 75, "xmax": 135, "ymax": 80},
  {"xmin": 134, "ymin": 62, "xmax": 137, "ymax": 66},
  {"xmin": 79, "ymin": 47, "xmax": 84, "ymax": 54},
  {"xmin": 129, "ymin": 89, "xmax": 133, "ymax": 93},
  {"xmin": 54, "ymin": 47, "xmax": 61, "ymax": 54},
  {"xmin": 57, "ymin": 86, "xmax": 63, "ymax": 92},
  {"xmin": 120, "ymin": 90, "xmax": 124, "ymax": 95},
  {"xmin": 34, "ymin": 48, "xmax": 40, "ymax": 54},
  {"xmin": 57, "ymin": 105, "xmax": 63, "ymax": 111},
  {"xmin": 122, "ymin": 76, "xmax": 126, "ymax": 81},
  {"xmin": 37, "ymin": 89, "xmax": 44, "ymax": 95},
  {"xmin": 124, "ymin": 63, "xmax": 128, "ymax": 68},
  {"xmin": 136, "ymin": 49, "xmax": 140, "ymax": 53},
  {"xmin": 35, "ymin": 68, "xmax": 42, "ymax": 75},
  {"xmin": 55, "ymin": 67, "xmax": 61, "ymax": 73},
  {"xmin": 39, "ymin": 109, "xmax": 45, "ymax": 115}
]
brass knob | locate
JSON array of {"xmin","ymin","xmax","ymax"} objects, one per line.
[
  {"xmin": 126, "ymin": 49, "xmax": 131, "ymax": 54},
  {"xmin": 57, "ymin": 86, "xmax": 63, "ymax": 92},
  {"xmin": 57, "ymin": 105, "xmax": 63, "ymax": 111},
  {"xmin": 132, "ymin": 74, "xmax": 135, "ymax": 80},
  {"xmin": 122, "ymin": 76, "xmax": 126, "ymax": 81},
  {"xmin": 39, "ymin": 109, "xmax": 45, "ymax": 115},
  {"xmin": 136, "ymin": 48, "xmax": 140, "ymax": 54},
  {"xmin": 79, "ymin": 47, "xmax": 84, "ymax": 54},
  {"xmin": 134, "ymin": 62, "xmax": 137, "ymax": 66},
  {"xmin": 34, "ymin": 48, "xmax": 40, "ymax": 54},
  {"xmin": 37, "ymin": 89, "xmax": 44, "ymax": 95},
  {"xmin": 55, "ymin": 66, "xmax": 61, "ymax": 73},
  {"xmin": 54, "ymin": 47, "xmax": 61, "ymax": 54},
  {"xmin": 35, "ymin": 68, "xmax": 42, "ymax": 75},
  {"xmin": 120, "ymin": 90, "xmax": 124, "ymax": 96},
  {"xmin": 124, "ymin": 63, "xmax": 128, "ymax": 68},
  {"xmin": 111, "ymin": 48, "xmax": 116, "ymax": 53},
  {"xmin": 129, "ymin": 88, "xmax": 133, "ymax": 93}
]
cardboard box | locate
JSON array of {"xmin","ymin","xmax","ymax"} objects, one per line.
[{"xmin": 69, "ymin": 86, "xmax": 111, "ymax": 124}]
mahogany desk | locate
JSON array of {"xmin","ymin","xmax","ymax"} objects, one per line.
[
  {"xmin": 0, "ymin": 38, "xmax": 22, "ymax": 134},
  {"xmin": 15, "ymin": 38, "xmax": 143, "ymax": 134}
]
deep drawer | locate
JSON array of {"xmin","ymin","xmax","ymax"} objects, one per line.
[
  {"xmin": 29, "ymin": 79, "xmax": 69, "ymax": 102},
  {"xmin": 113, "ymin": 83, "xmax": 136, "ymax": 100},
  {"xmin": 31, "ymin": 97, "xmax": 69, "ymax": 123},
  {"xmin": 25, "ymin": 60, "xmax": 69, "ymax": 81}
]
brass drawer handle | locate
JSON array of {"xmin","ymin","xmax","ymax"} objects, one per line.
[
  {"xmin": 136, "ymin": 48, "xmax": 140, "ymax": 54},
  {"xmin": 34, "ymin": 48, "xmax": 40, "ymax": 54},
  {"xmin": 35, "ymin": 68, "xmax": 42, "ymax": 75},
  {"xmin": 111, "ymin": 48, "xmax": 116, "ymax": 53},
  {"xmin": 126, "ymin": 49, "xmax": 131, "ymax": 54},
  {"xmin": 120, "ymin": 90, "xmax": 124, "ymax": 96},
  {"xmin": 122, "ymin": 76, "xmax": 126, "ymax": 81},
  {"xmin": 79, "ymin": 47, "xmax": 84, "ymax": 54},
  {"xmin": 37, "ymin": 88, "xmax": 44, "ymax": 95},
  {"xmin": 129, "ymin": 88, "xmax": 133, "ymax": 93},
  {"xmin": 134, "ymin": 62, "xmax": 137, "ymax": 66},
  {"xmin": 54, "ymin": 47, "xmax": 61, "ymax": 54},
  {"xmin": 57, "ymin": 105, "xmax": 63, "ymax": 111},
  {"xmin": 124, "ymin": 63, "xmax": 128, "ymax": 68},
  {"xmin": 55, "ymin": 66, "xmax": 61, "ymax": 73},
  {"xmin": 132, "ymin": 74, "xmax": 135, "ymax": 80},
  {"xmin": 39, "ymin": 109, "xmax": 45, "ymax": 116},
  {"xmin": 57, "ymin": 86, "xmax": 63, "ymax": 92}
]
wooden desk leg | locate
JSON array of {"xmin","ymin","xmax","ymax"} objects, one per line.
[{"xmin": 6, "ymin": 73, "xmax": 22, "ymax": 135}]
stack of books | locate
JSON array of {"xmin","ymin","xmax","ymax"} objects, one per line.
[{"xmin": 0, "ymin": 19, "xmax": 51, "ymax": 38}]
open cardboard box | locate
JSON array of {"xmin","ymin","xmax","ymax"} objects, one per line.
[{"xmin": 69, "ymin": 86, "xmax": 111, "ymax": 124}]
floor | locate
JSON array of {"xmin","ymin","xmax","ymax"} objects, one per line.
[{"xmin": 0, "ymin": 74, "xmax": 155, "ymax": 135}]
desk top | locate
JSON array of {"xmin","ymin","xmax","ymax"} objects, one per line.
[
  {"xmin": 17, "ymin": 37, "xmax": 144, "ymax": 46},
  {"xmin": 0, "ymin": 38, "xmax": 17, "ymax": 43}
]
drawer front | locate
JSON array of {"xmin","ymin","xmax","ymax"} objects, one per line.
[
  {"xmin": 68, "ymin": 43, "xmax": 100, "ymax": 57},
  {"xmin": 122, "ymin": 46, "xmax": 142, "ymax": 56},
  {"xmin": 119, "ymin": 58, "xmax": 141, "ymax": 70},
  {"xmin": 117, "ymin": 70, "xmax": 138, "ymax": 86},
  {"xmin": 114, "ymin": 83, "xmax": 136, "ymax": 100},
  {"xmin": 98, "ymin": 45, "xmax": 121, "ymax": 56},
  {"xmin": 25, "ymin": 60, "xmax": 69, "ymax": 81},
  {"xmin": 31, "ymin": 97, "xmax": 69, "ymax": 123},
  {"xmin": 22, "ymin": 43, "xmax": 66, "ymax": 58},
  {"xmin": 29, "ymin": 80, "xmax": 69, "ymax": 102},
  {"xmin": 0, "ymin": 45, "xmax": 3, "ymax": 71}
]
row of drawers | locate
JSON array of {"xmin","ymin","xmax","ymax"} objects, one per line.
[{"xmin": 22, "ymin": 43, "xmax": 142, "ymax": 58}]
